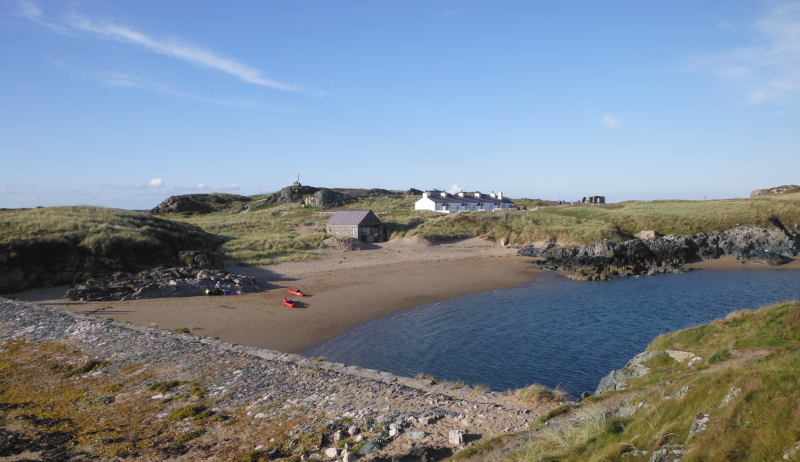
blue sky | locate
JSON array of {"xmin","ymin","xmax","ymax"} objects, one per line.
[{"xmin": 1, "ymin": 1, "xmax": 799, "ymax": 209}]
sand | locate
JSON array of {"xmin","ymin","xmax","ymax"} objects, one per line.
[{"xmin": 11, "ymin": 237, "xmax": 540, "ymax": 354}]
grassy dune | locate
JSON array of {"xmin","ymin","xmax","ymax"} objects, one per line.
[{"xmin": 0, "ymin": 206, "xmax": 221, "ymax": 271}]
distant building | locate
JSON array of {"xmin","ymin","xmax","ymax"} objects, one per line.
[
  {"xmin": 581, "ymin": 196, "xmax": 606, "ymax": 204},
  {"xmin": 414, "ymin": 190, "xmax": 517, "ymax": 214},
  {"xmin": 325, "ymin": 210, "xmax": 386, "ymax": 243}
]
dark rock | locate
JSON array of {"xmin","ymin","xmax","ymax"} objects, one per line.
[
  {"xmin": 65, "ymin": 266, "xmax": 259, "ymax": 301},
  {"xmin": 522, "ymin": 225, "xmax": 800, "ymax": 281}
]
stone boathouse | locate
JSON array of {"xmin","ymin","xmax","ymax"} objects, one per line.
[{"xmin": 325, "ymin": 210, "xmax": 386, "ymax": 243}]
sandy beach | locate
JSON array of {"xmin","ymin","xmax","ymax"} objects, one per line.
[
  {"xmin": 11, "ymin": 240, "xmax": 800, "ymax": 354},
  {"xmin": 12, "ymin": 237, "xmax": 540, "ymax": 354}
]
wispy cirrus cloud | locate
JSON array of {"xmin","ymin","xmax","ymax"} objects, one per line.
[
  {"xmin": 18, "ymin": 1, "xmax": 315, "ymax": 95},
  {"xmin": 68, "ymin": 16, "xmax": 308, "ymax": 93},
  {"xmin": 601, "ymin": 114, "xmax": 622, "ymax": 129},
  {"xmin": 97, "ymin": 72, "xmax": 256, "ymax": 108},
  {"xmin": 690, "ymin": 1, "xmax": 800, "ymax": 105}
]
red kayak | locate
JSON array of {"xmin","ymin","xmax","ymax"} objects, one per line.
[
  {"xmin": 283, "ymin": 297, "xmax": 295, "ymax": 307},
  {"xmin": 287, "ymin": 288, "xmax": 305, "ymax": 296}
]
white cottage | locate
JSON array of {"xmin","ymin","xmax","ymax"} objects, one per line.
[{"xmin": 414, "ymin": 190, "xmax": 517, "ymax": 214}]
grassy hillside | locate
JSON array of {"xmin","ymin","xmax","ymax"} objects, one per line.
[
  {"xmin": 0, "ymin": 206, "xmax": 222, "ymax": 279},
  {"xmin": 158, "ymin": 191, "xmax": 800, "ymax": 266},
  {"xmin": 463, "ymin": 301, "xmax": 800, "ymax": 462},
  {"xmin": 4, "ymin": 190, "xmax": 800, "ymax": 272}
]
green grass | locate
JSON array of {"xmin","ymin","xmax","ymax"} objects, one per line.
[
  {"xmin": 0, "ymin": 205, "xmax": 223, "ymax": 278},
  {"xmin": 504, "ymin": 301, "xmax": 800, "ymax": 462}
]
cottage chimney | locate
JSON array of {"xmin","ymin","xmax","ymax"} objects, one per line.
[
  {"xmin": 422, "ymin": 191, "xmax": 429, "ymax": 199},
  {"xmin": 489, "ymin": 191, "xmax": 496, "ymax": 198},
  {"xmin": 440, "ymin": 191, "xmax": 448, "ymax": 197},
  {"xmin": 474, "ymin": 192, "xmax": 482, "ymax": 198},
  {"xmin": 498, "ymin": 191, "xmax": 503, "ymax": 199},
  {"xmin": 457, "ymin": 191, "xmax": 465, "ymax": 197}
]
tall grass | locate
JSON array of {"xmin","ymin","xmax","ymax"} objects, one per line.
[
  {"xmin": 506, "ymin": 301, "xmax": 800, "ymax": 461},
  {"xmin": 0, "ymin": 206, "xmax": 221, "ymax": 272}
]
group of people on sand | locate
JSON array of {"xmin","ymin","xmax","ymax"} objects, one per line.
[{"xmin": 206, "ymin": 280, "xmax": 243, "ymax": 296}]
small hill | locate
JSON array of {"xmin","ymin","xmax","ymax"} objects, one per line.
[
  {"xmin": 751, "ymin": 184, "xmax": 800, "ymax": 197},
  {"xmin": 150, "ymin": 193, "xmax": 250, "ymax": 214},
  {"xmin": 0, "ymin": 206, "xmax": 223, "ymax": 293}
]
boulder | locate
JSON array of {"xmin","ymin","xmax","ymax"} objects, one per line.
[
  {"xmin": 448, "ymin": 429, "xmax": 464, "ymax": 446},
  {"xmin": 304, "ymin": 189, "xmax": 348, "ymax": 209},
  {"xmin": 596, "ymin": 351, "xmax": 663, "ymax": 394},
  {"xmin": 647, "ymin": 444, "xmax": 686, "ymax": 462},
  {"xmin": 688, "ymin": 413, "xmax": 710, "ymax": 438}
]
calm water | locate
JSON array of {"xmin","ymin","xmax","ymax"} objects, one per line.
[{"xmin": 304, "ymin": 269, "xmax": 800, "ymax": 398}]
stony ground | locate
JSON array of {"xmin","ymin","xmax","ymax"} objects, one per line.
[{"xmin": 0, "ymin": 298, "xmax": 556, "ymax": 461}]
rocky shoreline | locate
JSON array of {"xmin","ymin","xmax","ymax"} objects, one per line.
[
  {"xmin": 518, "ymin": 225, "xmax": 800, "ymax": 281},
  {"xmin": 0, "ymin": 298, "xmax": 549, "ymax": 461}
]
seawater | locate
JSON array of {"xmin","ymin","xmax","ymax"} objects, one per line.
[{"xmin": 304, "ymin": 269, "xmax": 800, "ymax": 397}]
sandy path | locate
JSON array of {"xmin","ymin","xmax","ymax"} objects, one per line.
[{"xmin": 13, "ymin": 237, "xmax": 540, "ymax": 354}]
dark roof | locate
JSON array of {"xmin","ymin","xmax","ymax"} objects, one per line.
[{"xmin": 327, "ymin": 210, "xmax": 383, "ymax": 226}]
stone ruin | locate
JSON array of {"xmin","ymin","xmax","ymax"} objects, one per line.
[{"xmin": 581, "ymin": 196, "xmax": 606, "ymax": 204}]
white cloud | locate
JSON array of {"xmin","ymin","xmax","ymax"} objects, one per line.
[
  {"xmin": 18, "ymin": 0, "xmax": 41, "ymax": 20},
  {"xmin": 601, "ymin": 114, "xmax": 622, "ymax": 129},
  {"xmin": 94, "ymin": 72, "xmax": 256, "ymax": 108},
  {"xmin": 120, "ymin": 178, "xmax": 164, "ymax": 189},
  {"xmin": 67, "ymin": 16, "xmax": 306, "ymax": 93},
  {"xmin": 20, "ymin": 2, "xmax": 315, "ymax": 95},
  {"xmin": 195, "ymin": 183, "xmax": 207, "ymax": 190},
  {"xmin": 691, "ymin": 1, "xmax": 800, "ymax": 105},
  {"xmin": 217, "ymin": 184, "xmax": 240, "ymax": 191},
  {"xmin": 448, "ymin": 184, "xmax": 464, "ymax": 194}
]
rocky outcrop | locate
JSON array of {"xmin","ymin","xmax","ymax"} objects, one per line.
[
  {"xmin": 66, "ymin": 265, "xmax": 257, "ymax": 302},
  {"xmin": 519, "ymin": 226, "xmax": 800, "ymax": 281},
  {"xmin": 150, "ymin": 193, "xmax": 249, "ymax": 214},
  {"xmin": 596, "ymin": 350, "xmax": 702, "ymax": 395},
  {"xmin": 750, "ymin": 185, "xmax": 800, "ymax": 197},
  {"xmin": 303, "ymin": 189, "xmax": 348, "ymax": 209}
]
